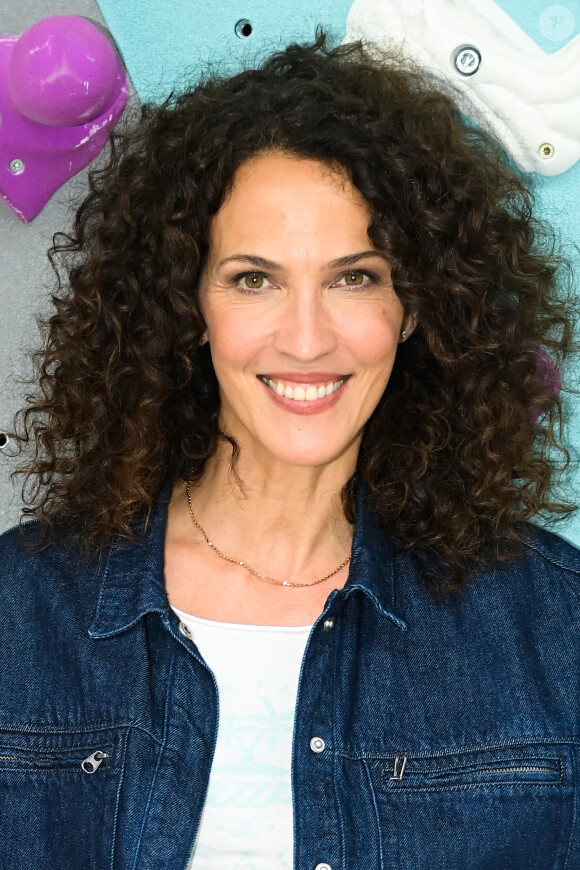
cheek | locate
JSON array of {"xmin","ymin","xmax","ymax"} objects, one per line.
[
  {"xmin": 345, "ymin": 309, "xmax": 402, "ymax": 367},
  {"xmin": 207, "ymin": 311, "xmax": 266, "ymax": 378}
]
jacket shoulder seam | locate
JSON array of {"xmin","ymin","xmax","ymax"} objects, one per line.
[{"xmin": 523, "ymin": 535, "xmax": 580, "ymax": 578}]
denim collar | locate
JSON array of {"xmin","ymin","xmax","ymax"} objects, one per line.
[
  {"xmin": 89, "ymin": 485, "xmax": 172, "ymax": 639},
  {"xmin": 89, "ymin": 484, "xmax": 407, "ymax": 638},
  {"xmin": 344, "ymin": 491, "xmax": 408, "ymax": 630}
]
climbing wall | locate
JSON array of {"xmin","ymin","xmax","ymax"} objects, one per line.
[{"xmin": 1, "ymin": 0, "xmax": 579, "ymax": 542}]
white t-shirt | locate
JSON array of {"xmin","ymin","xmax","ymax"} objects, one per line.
[{"xmin": 171, "ymin": 606, "xmax": 312, "ymax": 870}]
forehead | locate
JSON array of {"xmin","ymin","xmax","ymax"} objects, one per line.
[
  {"xmin": 229, "ymin": 150, "xmax": 353, "ymax": 193},
  {"xmin": 207, "ymin": 152, "xmax": 373, "ymax": 258}
]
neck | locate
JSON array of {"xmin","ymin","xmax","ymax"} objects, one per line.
[{"xmin": 172, "ymin": 441, "xmax": 355, "ymax": 586}]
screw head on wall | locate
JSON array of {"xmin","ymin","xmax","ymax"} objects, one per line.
[
  {"xmin": 453, "ymin": 46, "xmax": 481, "ymax": 76},
  {"xmin": 539, "ymin": 142, "xmax": 555, "ymax": 159}
]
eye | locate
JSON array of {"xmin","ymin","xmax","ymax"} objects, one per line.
[
  {"xmin": 230, "ymin": 271, "xmax": 271, "ymax": 293},
  {"xmin": 242, "ymin": 272, "xmax": 265, "ymax": 290},
  {"xmin": 332, "ymin": 269, "xmax": 379, "ymax": 289},
  {"xmin": 344, "ymin": 270, "xmax": 366, "ymax": 286}
]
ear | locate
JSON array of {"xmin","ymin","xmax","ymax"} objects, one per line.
[
  {"xmin": 199, "ymin": 331, "xmax": 209, "ymax": 346},
  {"xmin": 399, "ymin": 311, "xmax": 418, "ymax": 343}
]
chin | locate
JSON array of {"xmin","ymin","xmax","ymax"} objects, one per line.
[{"xmin": 260, "ymin": 435, "xmax": 357, "ymax": 470}]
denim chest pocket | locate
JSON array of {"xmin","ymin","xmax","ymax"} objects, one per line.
[
  {"xmin": 0, "ymin": 727, "xmax": 126, "ymax": 870},
  {"xmin": 362, "ymin": 742, "xmax": 575, "ymax": 870}
]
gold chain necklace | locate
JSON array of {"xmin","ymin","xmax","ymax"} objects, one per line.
[{"xmin": 186, "ymin": 479, "xmax": 351, "ymax": 588}]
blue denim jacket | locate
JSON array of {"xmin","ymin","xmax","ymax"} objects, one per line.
[{"xmin": 1, "ymin": 486, "xmax": 580, "ymax": 870}]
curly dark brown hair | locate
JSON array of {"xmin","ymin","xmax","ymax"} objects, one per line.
[{"xmin": 13, "ymin": 34, "xmax": 576, "ymax": 597}]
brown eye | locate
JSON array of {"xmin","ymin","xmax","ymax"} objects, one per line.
[
  {"xmin": 344, "ymin": 271, "xmax": 365, "ymax": 286},
  {"xmin": 244, "ymin": 273, "xmax": 265, "ymax": 289}
]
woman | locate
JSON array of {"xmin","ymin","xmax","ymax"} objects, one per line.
[{"xmin": 2, "ymin": 34, "xmax": 579, "ymax": 870}]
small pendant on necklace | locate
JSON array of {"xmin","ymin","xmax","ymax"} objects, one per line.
[{"xmin": 283, "ymin": 581, "xmax": 290, "ymax": 586}]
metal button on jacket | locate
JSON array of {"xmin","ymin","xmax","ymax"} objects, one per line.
[
  {"xmin": 310, "ymin": 736, "xmax": 325, "ymax": 753},
  {"xmin": 315, "ymin": 863, "xmax": 332, "ymax": 870},
  {"xmin": 178, "ymin": 621, "xmax": 193, "ymax": 639}
]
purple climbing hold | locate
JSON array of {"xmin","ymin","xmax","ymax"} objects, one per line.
[
  {"xmin": 7, "ymin": 16, "xmax": 120, "ymax": 127},
  {"xmin": 0, "ymin": 15, "xmax": 129, "ymax": 222}
]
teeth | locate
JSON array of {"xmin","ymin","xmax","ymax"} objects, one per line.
[{"xmin": 263, "ymin": 377, "xmax": 345, "ymax": 401}]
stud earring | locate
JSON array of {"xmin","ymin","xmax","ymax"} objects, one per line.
[{"xmin": 399, "ymin": 328, "xmax": 407, "ymax": 342}]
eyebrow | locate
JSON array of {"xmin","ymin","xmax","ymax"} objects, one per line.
[{"xmin": 217, "ymin": 251, "xmax": 389, "ymax": 270}]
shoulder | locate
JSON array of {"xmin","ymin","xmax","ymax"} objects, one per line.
[
  {"xmin": 0, "ymin": 522, "xmax": 45, "ymax": 578},
  {"xmin": 457, "ymin": 523, "xmax": 580, "ymax": 620},
  {"xmin": 395, "ymin": 522, "xmax": 580, "ymax": 617},
  {"xmin": 0, "ymin": 520, "xmax": 86, "ymax": 571},
  {"xmin": 519, "ymin": 522, "xmax": 580, "ymax": 579},
  {"xmin": 0, "ymin": 521, "xmax": 101, "ymax": 613}
]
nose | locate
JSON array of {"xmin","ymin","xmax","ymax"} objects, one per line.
[{"xmin": 274, "ymin": 285, "xmax": 337, "ymax": 361}]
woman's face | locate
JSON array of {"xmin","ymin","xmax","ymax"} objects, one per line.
[{"xmin": 200, "ymin": 151, "xmax": 407, "ymax": 472}]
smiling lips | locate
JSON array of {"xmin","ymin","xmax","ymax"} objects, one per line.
[
  {"xmin": 259, "ymin": 375, "xmax": 347, "ymax": 402},
  {"xmin": 257, "ymin": 374, "xmax": 350, "ymax": 415}
]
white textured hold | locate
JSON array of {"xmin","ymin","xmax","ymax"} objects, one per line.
[{"xmin": 344, "ymin": 0, "xmax": 580, "ymax": 176}]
